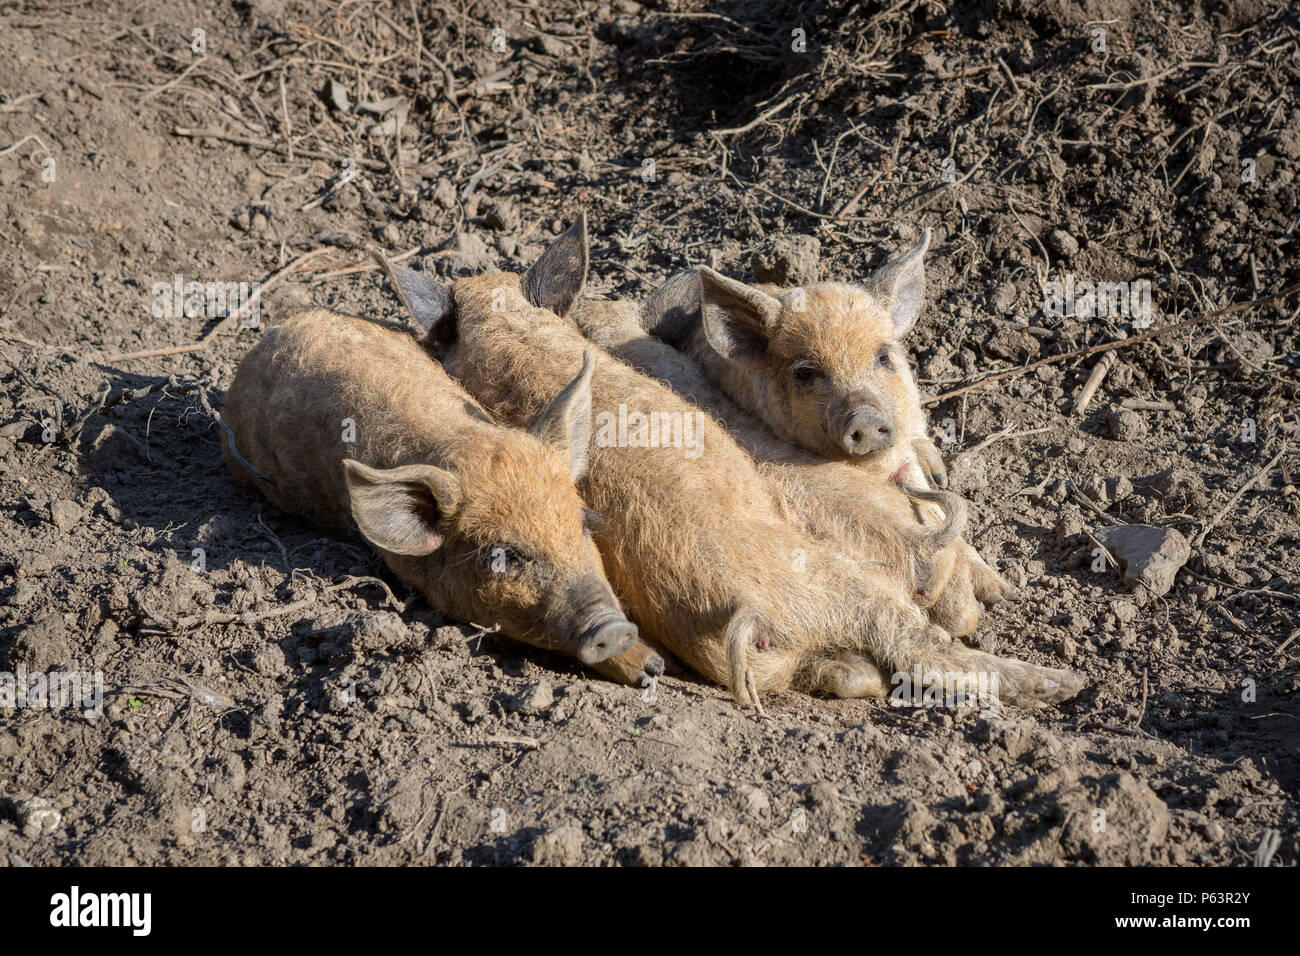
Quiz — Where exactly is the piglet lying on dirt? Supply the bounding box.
[221,308,661,686]
[568,294,978,637]
[378,215,1083,711]
[639,231,1015,628]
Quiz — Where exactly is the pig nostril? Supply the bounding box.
[577,617,637,664]
[849,430,864,444]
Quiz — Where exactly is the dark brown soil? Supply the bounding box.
[0,0,1296,866]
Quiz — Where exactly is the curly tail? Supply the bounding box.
[724,607,767,714]
[900,484,967,554]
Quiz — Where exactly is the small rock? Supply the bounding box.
[256,695,283,733]
[435,231,495,276]
[323,183,361,213]
[326,79,351,113]
[251,644,287,677]
[18,797,62,837]
[994,283,1020,313]
[665,837,713,867]
[531,823,584,865]
[1095,525,1191,597]
[1054,510,1083,541]
[506,680,553,716]
[7,612,72,671]
[349,611,410,653]
[1212,330,1274,370]
[48,499,82,533]
[95,496,123,523]
[1082,473,1110,504]
[751,234,820,286]
[528,33,569,58]
[431,178,457,209]
[1113,601,1139,624]
[1107,409,1147,441]
[737,784,770,815]
[948,453,988,493]
[1047,229,1079,260]
[985,324,1040,363]
[484,200,520,233]
[1148,466,1205,510]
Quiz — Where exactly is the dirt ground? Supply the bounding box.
[0,0,1297,867]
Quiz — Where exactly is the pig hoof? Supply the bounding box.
[912,438,948,490]
[745,669,767,716]
[969,560,1017,607]
[644,653,665,677]
[1009,666,1085,708]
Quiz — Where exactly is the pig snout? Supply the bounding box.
[562,573,638,664]
[577,614,639,664]
[841,405,895,456]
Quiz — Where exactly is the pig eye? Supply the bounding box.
[876,347,893,370]
[791,364,820,387]
[486,544,528,574]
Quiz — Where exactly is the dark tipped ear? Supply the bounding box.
[640,269,703,349]
[869,228,930,339]
[369,248,456,345]
[342,460,461,556]
[697,267,781,370]
[522,213,589,317]
[532,349,594,480]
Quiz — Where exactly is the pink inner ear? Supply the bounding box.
[423,531,444,553]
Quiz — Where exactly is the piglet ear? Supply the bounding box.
[868,228,930,339]
[697,267,781,369]
[532,349,595,481]
[640,269,703,349]
[369,248,456,345]
[342,460,461,556]
[523,212,589,317]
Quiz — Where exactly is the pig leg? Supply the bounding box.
[892,517,987,641]
[960,541,1017,605]
[591,638,666,688]
[914,535,959,606]
[954,646,1084,709]
[924,559,981,641]
[911,437,948,489]
[911,642,1085,710]
[901,484,1016,637]
[799,653,889,698]
[846,577,1083,709]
